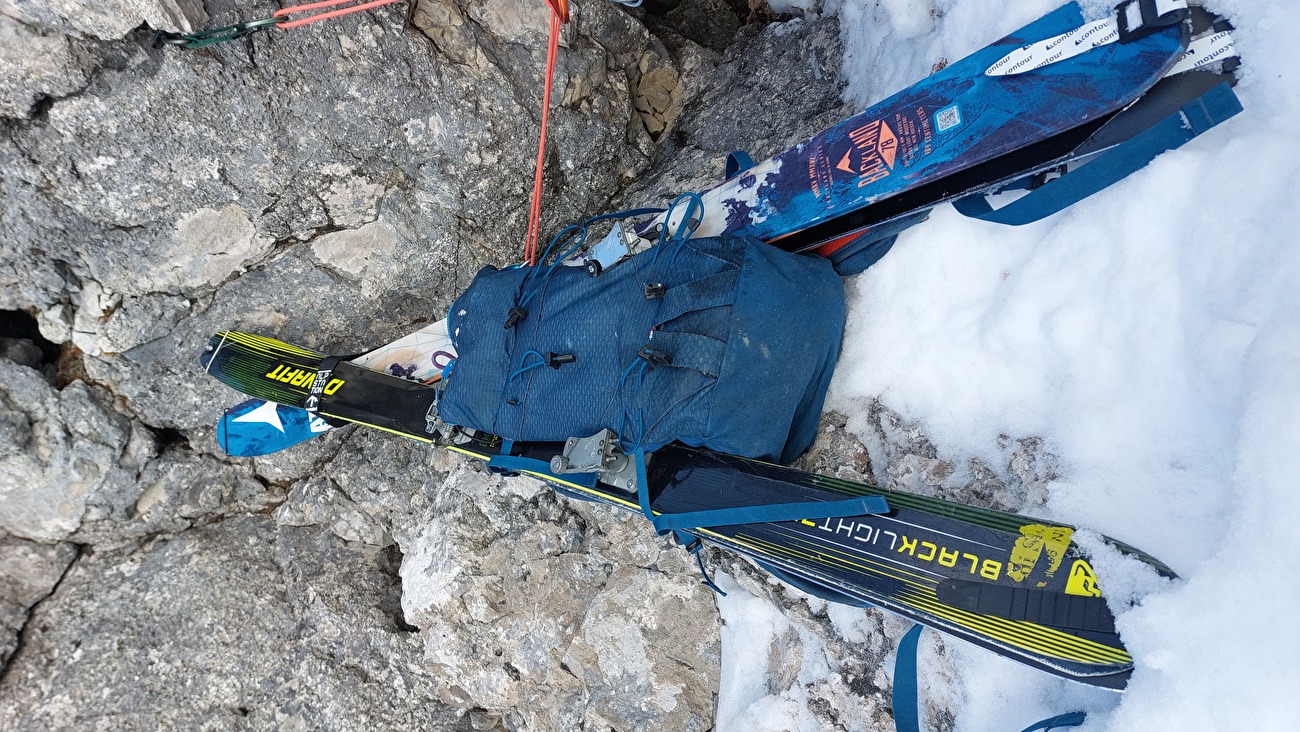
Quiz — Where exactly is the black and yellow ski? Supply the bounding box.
[202,333,1171,689]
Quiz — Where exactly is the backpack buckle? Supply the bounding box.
[503,305,528,329]
[637,346,671,368]
[544,352,576,369]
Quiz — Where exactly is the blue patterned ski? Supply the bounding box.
[635,1,1192,258]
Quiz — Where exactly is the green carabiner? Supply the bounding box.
[154,17,280,49]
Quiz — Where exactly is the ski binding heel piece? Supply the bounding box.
[582,221,642,277]
[423,401,457,443]
[550,429,637,492]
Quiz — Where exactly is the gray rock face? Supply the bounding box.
[3,0,204,40]
[0,15,86,119]
[0,358,133,542]
[0,516,470,730]
[0,0,207,120]
[0,1,1051,729]
[397,455,718,731]
[0,537,77,668]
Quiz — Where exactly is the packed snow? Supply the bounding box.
[716,0,1300,730]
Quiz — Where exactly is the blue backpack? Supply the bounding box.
[439,228,845,465]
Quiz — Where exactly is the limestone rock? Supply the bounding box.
[616,4,849,215]
[0,360,131,542]
[0,516,467,730]
[398,460,719,731]
[40,0,206,40]
[0,537,77,668]
[0,16,86,119]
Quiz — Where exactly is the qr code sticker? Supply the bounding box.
[936,105,961,132]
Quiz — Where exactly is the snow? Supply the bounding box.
[717,0,1300,730]
[715,574,824,731]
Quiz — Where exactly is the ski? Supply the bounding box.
[201,320,452,405]
[201,335,449,442]
[452,435,1164,689]
[609,1,1232,267]
[203,320,457,455]
[200,333,1168,687]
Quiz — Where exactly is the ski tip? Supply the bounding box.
[215,404,242,457]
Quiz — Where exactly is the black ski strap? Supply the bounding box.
[1116,0,1190,44]
[631,448,890,537]
[952,80,1241,226]
[304,354,355,412]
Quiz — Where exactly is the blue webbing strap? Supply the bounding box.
[651,494,890,533]
[892,625,924,732]
[487,454,599,490]
[953,81,1242,226]
[892,624,1087,732]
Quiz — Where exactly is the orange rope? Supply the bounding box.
[546,0,570,24]
[525,9,564,266]
[273,0,403,29]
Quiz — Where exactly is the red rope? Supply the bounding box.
[545,0,570,24]
[525,10,563,266]
[273,0,404,29]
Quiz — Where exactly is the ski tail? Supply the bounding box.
[203,334,451,453]
[204,319,458,456]
[201,330,326,408]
